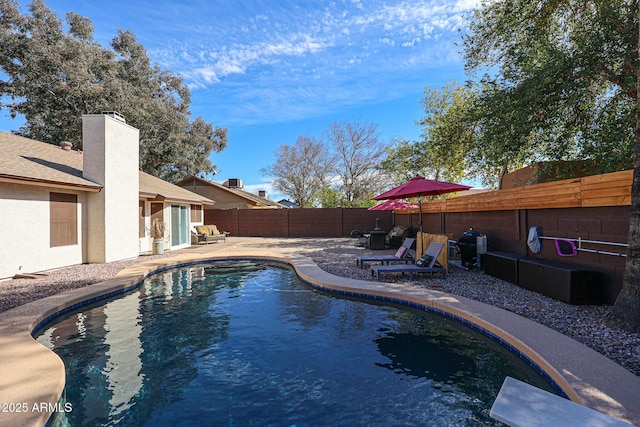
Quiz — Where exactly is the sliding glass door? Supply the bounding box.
[171,205,189,246]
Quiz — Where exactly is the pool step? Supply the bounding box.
[490,377,633,427]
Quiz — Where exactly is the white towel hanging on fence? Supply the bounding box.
[527,226,542,254]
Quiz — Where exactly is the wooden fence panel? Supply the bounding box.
[394,170,632,215]
[581,170,632,207]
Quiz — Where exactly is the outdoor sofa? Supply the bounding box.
[195,225,229,244]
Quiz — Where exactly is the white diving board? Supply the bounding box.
[490,377,634,427]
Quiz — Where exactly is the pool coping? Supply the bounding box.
[1,249,639,426]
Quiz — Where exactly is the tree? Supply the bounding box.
[382,84,488,186]
[261,135,336,208]
[324,120,387,207]
[464,0,635,183]
[380,137,427,185]
[464,0,640,328]
[316,185,344,208]
[613,1,640,329]
[0,0,227,182]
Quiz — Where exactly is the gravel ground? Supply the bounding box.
[0,253,176,313]
[1,239,639,377]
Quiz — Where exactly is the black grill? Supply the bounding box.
[457,229,483,268]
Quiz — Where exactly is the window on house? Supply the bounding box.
[139,201,146,238]
[151,202,163,224]
[190,204,202,222]
[50,192,78,247]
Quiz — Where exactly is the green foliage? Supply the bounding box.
[317,186,344,208]
[381,83,478,185]
[462,0,636,186]
[0,0,227,182]
[380,137,425,185]
[386,1,636,191]
[463,0,640,327]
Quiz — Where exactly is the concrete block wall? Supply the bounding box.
[411,206,628,304]
[205,204,628,302]
[204,208,392,238]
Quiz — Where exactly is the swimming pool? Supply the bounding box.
[36,261,557,426]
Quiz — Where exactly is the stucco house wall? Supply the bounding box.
[0,183,87,279]
[196,186,253,209]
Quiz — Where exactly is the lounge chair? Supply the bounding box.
[196,225,229,244]
[356,238,416,268]
[370,241,446,281]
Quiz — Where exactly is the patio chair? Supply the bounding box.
[385,226,409,248]
[356,238,416,268]
[370,241,446,281]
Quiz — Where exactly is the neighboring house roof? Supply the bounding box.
[176,175,286,209]
[0,131,214,205]
[277,199,299,208]
[139,172,214,205]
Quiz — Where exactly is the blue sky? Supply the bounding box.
[2,0,479,200]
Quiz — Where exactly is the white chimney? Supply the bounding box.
[82,113,139,263]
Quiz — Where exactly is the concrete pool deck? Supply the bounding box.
[0,237,639,426]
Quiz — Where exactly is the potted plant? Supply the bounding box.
[151,218,165,254]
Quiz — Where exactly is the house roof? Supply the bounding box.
[0,131,214,205]
[0,131,102,191]
[175,175,286,208]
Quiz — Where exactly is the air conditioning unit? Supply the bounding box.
[226,178,243,188]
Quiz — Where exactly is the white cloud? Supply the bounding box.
[151,1,471,124]
[175,33,332,89]
[454,0,484,10]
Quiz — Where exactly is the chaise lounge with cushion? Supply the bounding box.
[370,241,446,281]
[196,225,229,244]
[356,238,415,268]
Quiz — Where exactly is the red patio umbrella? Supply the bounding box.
[368,199,418,211]
[373,176,471,232]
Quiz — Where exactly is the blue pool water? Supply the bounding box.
[36,261,557,426]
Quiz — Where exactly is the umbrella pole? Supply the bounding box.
[418,196,423,233]
[417,197,423,257]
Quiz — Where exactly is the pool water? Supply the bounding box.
[36,261,557,426]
